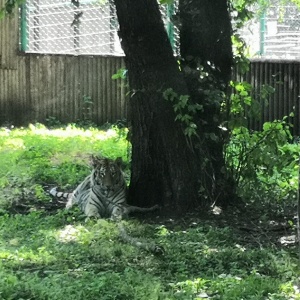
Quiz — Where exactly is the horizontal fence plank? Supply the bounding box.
[0,55,299,135]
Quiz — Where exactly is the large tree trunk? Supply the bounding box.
[114,0,201,211]
[114,0,235,211]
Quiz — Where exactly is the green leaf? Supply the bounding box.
[112,68,127,80]
[175,114,182,121]
[0,9,5,19]
[159,0,174,4]
[209,133,219,142]
[262,122,271,131]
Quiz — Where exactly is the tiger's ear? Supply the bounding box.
[90,155,102,167]
[115,157,123,168]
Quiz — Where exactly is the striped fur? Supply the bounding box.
[50,156,158,220]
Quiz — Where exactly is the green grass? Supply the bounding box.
[0,123,129,210]
[0,123,300,299]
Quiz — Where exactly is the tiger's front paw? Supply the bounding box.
[65,199,73,209]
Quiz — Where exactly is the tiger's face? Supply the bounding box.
[91,156,123,194]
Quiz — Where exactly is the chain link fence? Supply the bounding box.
[21,0,121,55]
[263,3,300,58]
[22,0,300,59]
[239,1,300,59]
[20,0,179,55]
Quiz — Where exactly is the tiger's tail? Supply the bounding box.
[49,187,72,199]
[49,187,75,209]
[117,222,164,255]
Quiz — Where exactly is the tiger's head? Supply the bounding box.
[90,156,125,194]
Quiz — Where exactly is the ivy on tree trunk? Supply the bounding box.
[179,0,235,207]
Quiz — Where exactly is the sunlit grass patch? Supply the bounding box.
[0,124,130,210]
[56,224,87,243]
[0,246,55,266]
[168,273,299,300]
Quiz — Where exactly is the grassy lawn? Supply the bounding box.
[0,124,299,300]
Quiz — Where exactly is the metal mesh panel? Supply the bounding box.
[160,1,180,56]
[263,3,300,58]
[21,0,179,56]
[20,0,300,59]
[22,0,122,55]
[239,1,300,59]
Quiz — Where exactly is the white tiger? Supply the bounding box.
[50,156,162,253]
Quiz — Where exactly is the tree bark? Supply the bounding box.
[114,0,204,211]
[180,0,233,83]
[114,0,236,211]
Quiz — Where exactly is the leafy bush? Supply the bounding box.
[225,119,299,208]
[224,80,299,210]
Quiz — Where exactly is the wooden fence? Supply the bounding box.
[0,54,127,126]
[1,4,300,133]
[235,59,300,135]
[1,55,300,134]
